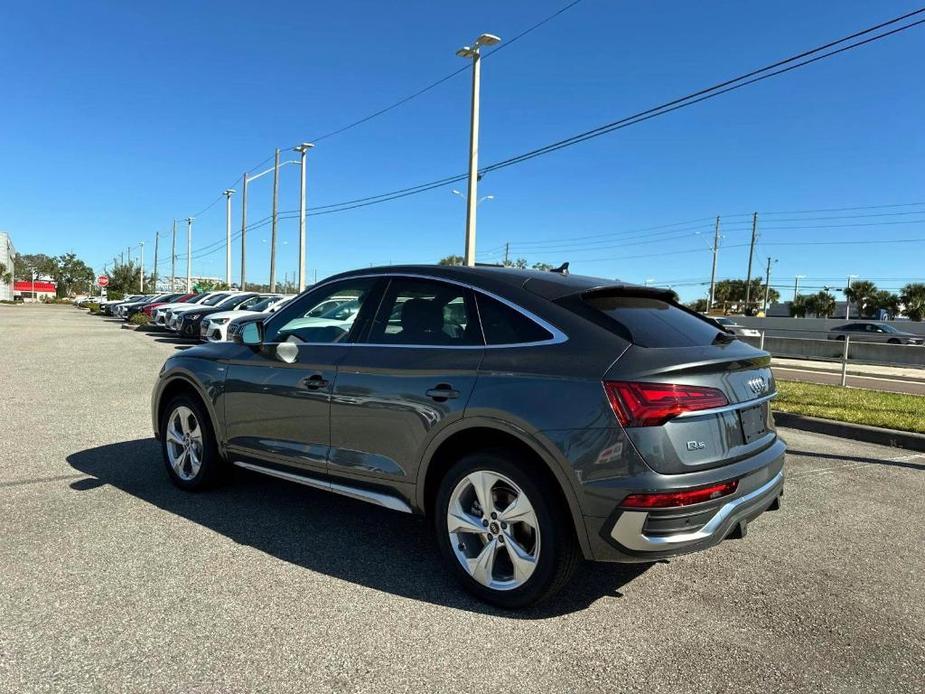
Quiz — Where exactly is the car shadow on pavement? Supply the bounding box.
[787,449,924,470]
[66,439,651,618]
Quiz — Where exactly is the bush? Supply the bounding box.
[87,303,101,314]
[42,297,73,304]
[129,312,150,326]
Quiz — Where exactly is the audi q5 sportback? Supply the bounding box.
[151,266,785,607]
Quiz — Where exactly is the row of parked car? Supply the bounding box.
[89,290,298,341]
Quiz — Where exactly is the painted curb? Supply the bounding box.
[774,412,925,452]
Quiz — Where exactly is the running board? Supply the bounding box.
[232,461,412,514]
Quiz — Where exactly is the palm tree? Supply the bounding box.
[790,294,808,318]
[845,279,878,318]
[900,283,925,321]
[805,290,836,318]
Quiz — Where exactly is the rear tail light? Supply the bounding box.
[621,480,739,508]
[604,381,728,427]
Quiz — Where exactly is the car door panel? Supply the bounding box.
[223,345,341,474]
[330,349,482,481]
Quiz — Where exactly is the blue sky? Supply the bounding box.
[1,0,923,301]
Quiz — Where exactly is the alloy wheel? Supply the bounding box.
[164,405,204,481]
[446,470,540,591]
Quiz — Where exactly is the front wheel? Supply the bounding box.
[160,395,222,490]
[434,451,580,608]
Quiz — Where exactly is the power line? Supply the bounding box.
[274,9,925,222]
[304,0,587,144]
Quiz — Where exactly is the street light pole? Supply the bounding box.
[269,148,280,292]
[186,217,194,292]
[170,220,177,292]
[793,274,805,302]
[223,189,235,288]
[293,143,314,292]
[139,241,144,292]
[457,33,501,267]
[153,232,159,291]
[744,212,758,312]
[240,172,248,291]
[845,273,858,319]
[708,216,721,312]
[762,257,777,314]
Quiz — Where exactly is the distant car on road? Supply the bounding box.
[713,316,761,338]
[827,322,923,345]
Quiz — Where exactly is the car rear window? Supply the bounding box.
[582,295,723,347]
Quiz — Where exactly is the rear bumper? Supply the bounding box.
[583,442,785,562]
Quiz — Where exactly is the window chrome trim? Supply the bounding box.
[673,392,777,419]
[262,271,568,349]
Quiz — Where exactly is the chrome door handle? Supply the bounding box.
[426,384,459,402]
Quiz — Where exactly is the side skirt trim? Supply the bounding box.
[232,460,413,514]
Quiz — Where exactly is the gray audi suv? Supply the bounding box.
[151,265,785,607]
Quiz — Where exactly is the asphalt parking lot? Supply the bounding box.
[2,304,923,693]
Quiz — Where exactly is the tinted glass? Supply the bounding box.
[583,295,721,347]
[266,279,378,344]
[367,278,480,346]
[202,293,230,306]
[476,294,553,345]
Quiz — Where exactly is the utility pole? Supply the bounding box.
[139,241,144,292]
[170,220,177,292]
[708,216,721,312]
[762,257,777,314]
[269,148,280,292]
[185,217,193,292]
[503,242,510,266]
[845,274,858,320]
[223,189,235,288]
[294,143,313,292]
[457,33,501,267]
[153,232,159,292]
[127,246,132,266]
[744,212,758,313]
[240,172,248,291]
[120,251,124,266]
[793,275,805,302]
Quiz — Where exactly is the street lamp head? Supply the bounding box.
[224,189,236,196]
[476,33,501,47]
[293,143,314,153]
[452,189,463,196]
[456,46,474,58]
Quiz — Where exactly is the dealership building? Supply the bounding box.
[0,231,15,301]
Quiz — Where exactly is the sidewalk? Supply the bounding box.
[772,357,925,383]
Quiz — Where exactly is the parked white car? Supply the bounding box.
[156,292,229,327]
[165,292,238,331]
[202,295,292,342]
[713,316,761,338]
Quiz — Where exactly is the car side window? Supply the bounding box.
[476,293,554,345]
[264,278,379,344]
[365,278,481,346]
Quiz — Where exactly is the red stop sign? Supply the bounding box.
[97,276,109,287]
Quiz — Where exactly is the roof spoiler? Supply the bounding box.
[581,284,679,302]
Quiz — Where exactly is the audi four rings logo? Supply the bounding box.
[747,376,769,395]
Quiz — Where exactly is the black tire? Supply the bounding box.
[888,338,900,344]
[433,450,580,609]
[159,394,223,491]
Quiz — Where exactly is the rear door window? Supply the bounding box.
[366,278,481,346]
[582,295,722,347]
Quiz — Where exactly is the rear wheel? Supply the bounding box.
[160,395,222,490]
[434,451,579,608]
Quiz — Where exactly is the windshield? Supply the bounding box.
[714,317,733,326]
[248,296,282,312]
[879,324,900,334]
[203,293,230,306]
[215,294,251,309]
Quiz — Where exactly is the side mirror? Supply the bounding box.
[240,321,263,346]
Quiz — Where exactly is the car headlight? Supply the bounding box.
[212,317,229,325]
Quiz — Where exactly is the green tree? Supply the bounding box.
[687,298,709,313]
[868,290,900,319]
[900,283,925,321]
[193,279,230,292]
[790,294,808,318]
[531,262,554,271]
[13,253,57,282]
[53,252,95,297]
[804,290,836,318]
[438,255,464,266]
[0,262,11,285]
[845,279,879,318]
[713,278,779,314]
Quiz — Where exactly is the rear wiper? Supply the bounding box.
[712,330,737,344]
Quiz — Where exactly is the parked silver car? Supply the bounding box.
[827,322,924,345]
